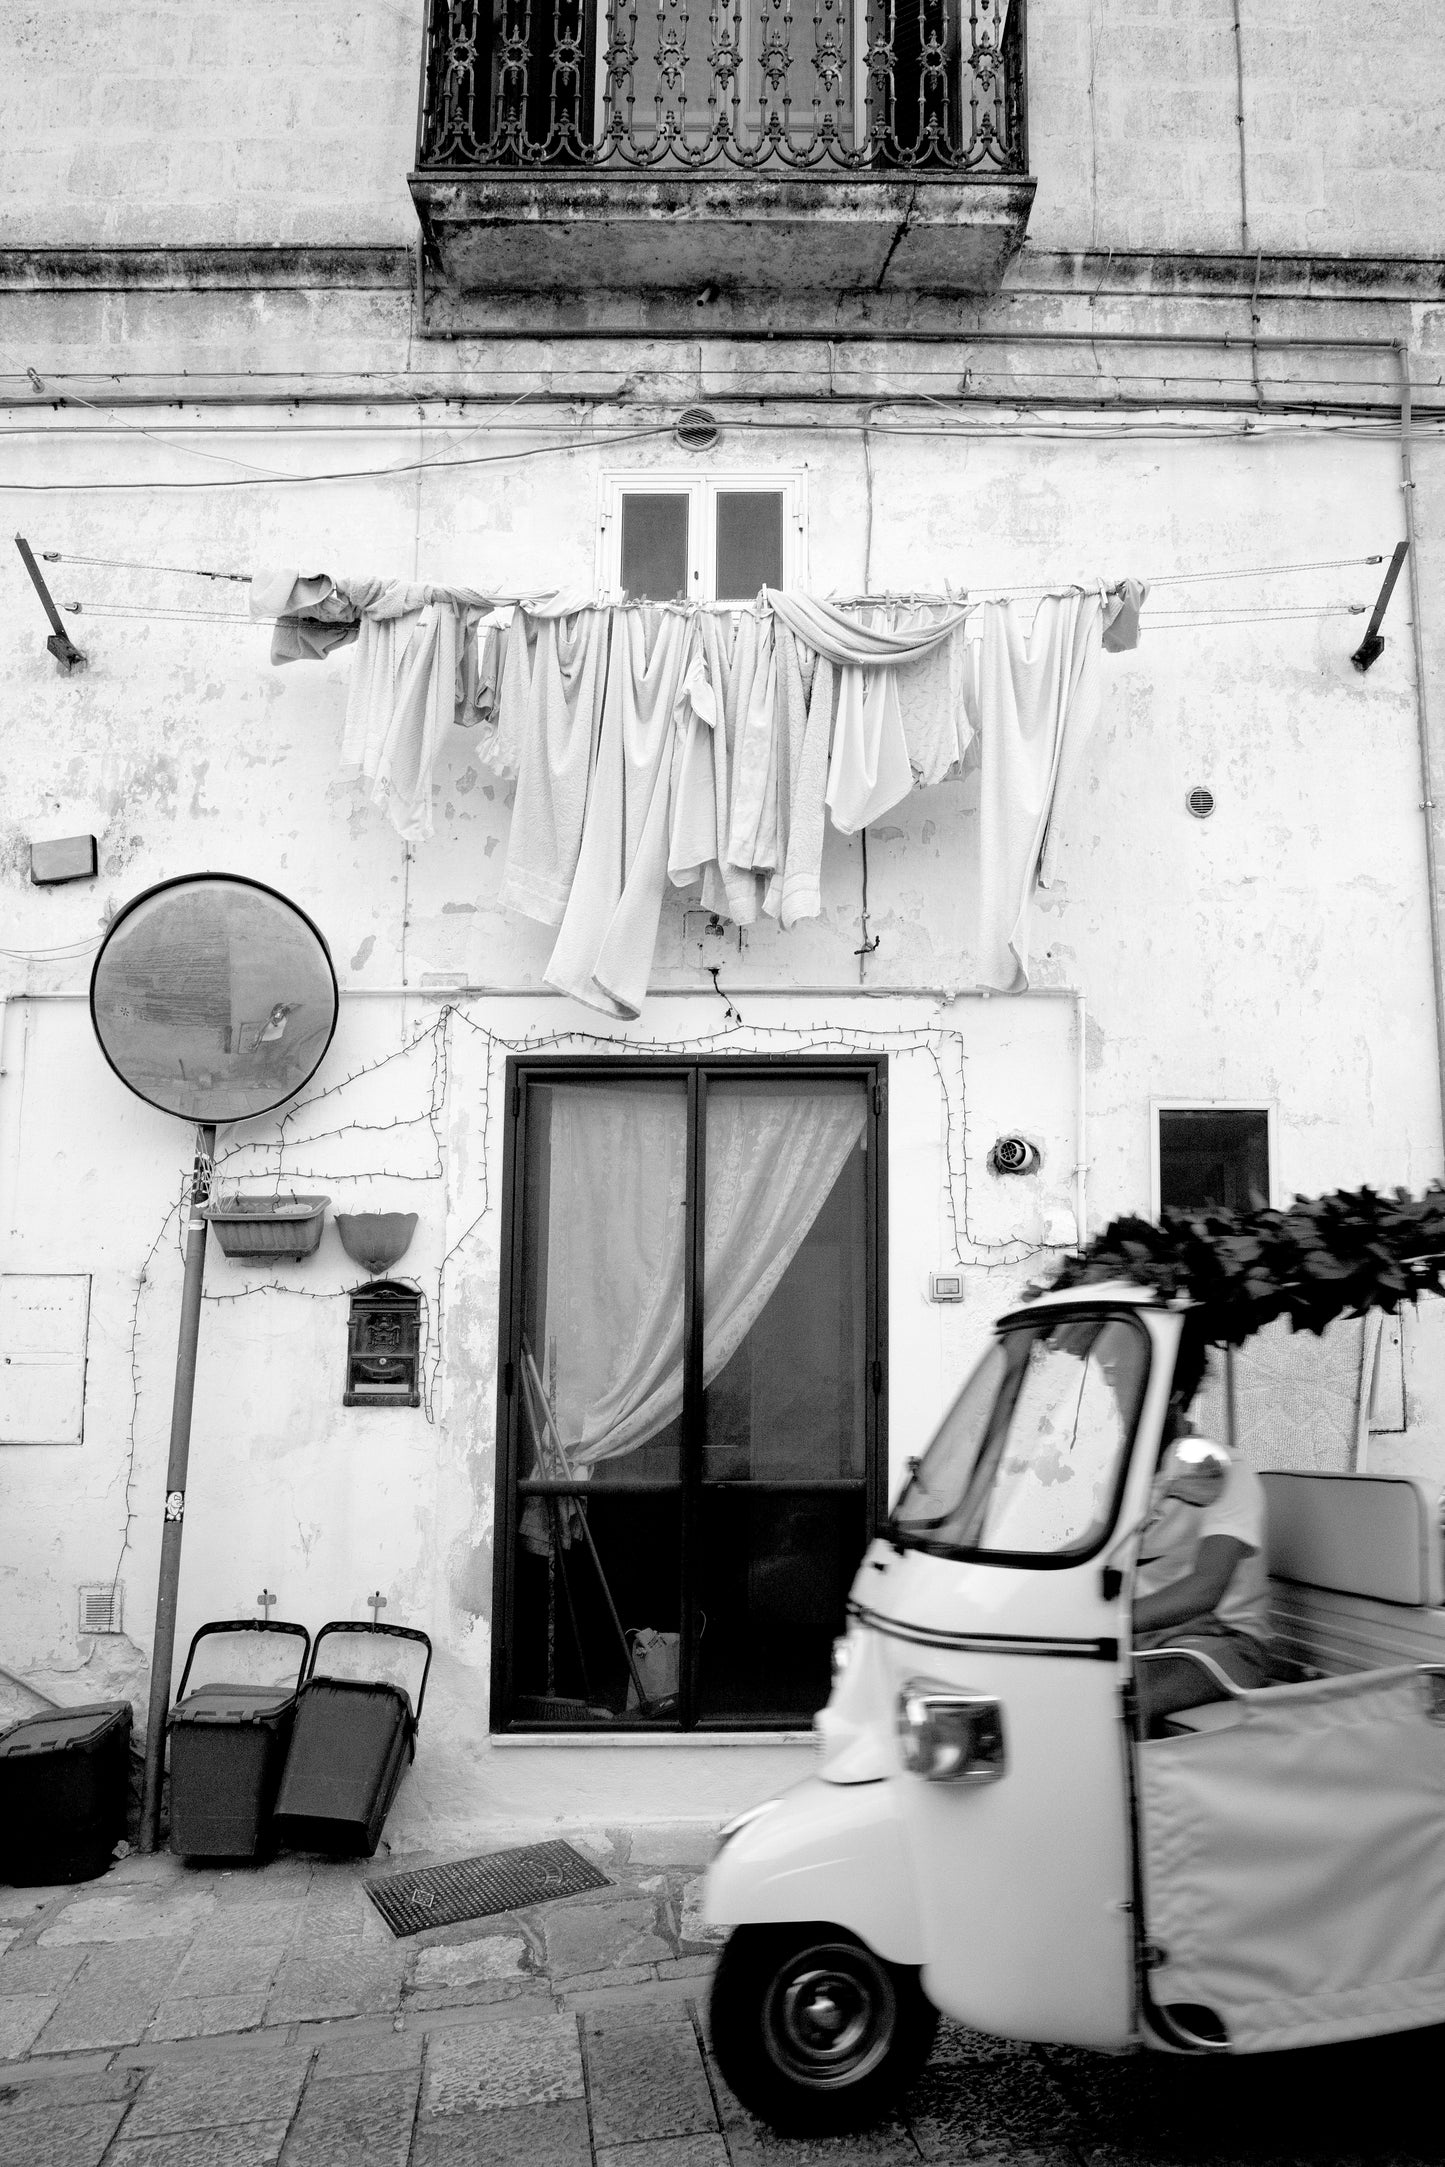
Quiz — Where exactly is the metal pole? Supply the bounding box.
[138,1124,215,1853]
[1397,343,1445,1171]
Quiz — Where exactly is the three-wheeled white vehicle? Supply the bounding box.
[704,1281,1445,2128]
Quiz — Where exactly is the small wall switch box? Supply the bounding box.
[30,835,98,885]
[928,1270,965,1303]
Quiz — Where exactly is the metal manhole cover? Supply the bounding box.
[366,1838,610,1937]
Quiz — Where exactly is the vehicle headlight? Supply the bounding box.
[896,1679,1007,1784]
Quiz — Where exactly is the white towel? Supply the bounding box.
[546,608,695,1019]
[498,609,610,926]
[976,590,1104,990]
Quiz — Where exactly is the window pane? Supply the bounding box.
[714,491,784,599]
[511,1079,687,1726]
[519,1080,687,1485]
[696,1491,865,1720]
[511,1493,682,1723]
[1158,1109,1270,1213]
[620,493,690,599]
[702,1078,868,1482]
[891,1317,1150,1561]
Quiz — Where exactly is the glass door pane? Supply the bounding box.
[511,1077,688,1723]
[697,1075,870,1719]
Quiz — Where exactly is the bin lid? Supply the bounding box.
[0,1702,132,1758]
[169,1685,297,1726]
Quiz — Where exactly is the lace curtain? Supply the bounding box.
[532,1081,866,1471]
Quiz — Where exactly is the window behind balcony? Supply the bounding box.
[601,473,804,599]
[420,0,1023,170]
[492,1057,886,1729]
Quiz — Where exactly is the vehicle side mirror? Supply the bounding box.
[1160,1435,1231,1508]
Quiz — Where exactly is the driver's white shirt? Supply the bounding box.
[1134,1454,1272,1643]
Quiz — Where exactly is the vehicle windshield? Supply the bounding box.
[890,1313,1150,1562]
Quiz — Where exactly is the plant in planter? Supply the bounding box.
[202,1191,331,1263]
[1043,1184,1445,1397]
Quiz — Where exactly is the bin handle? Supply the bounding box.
[175,1618,311,1705]
[306,1620,433,1728]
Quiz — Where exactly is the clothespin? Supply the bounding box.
[256,1589,276,1622]
[368,1589,388,1626]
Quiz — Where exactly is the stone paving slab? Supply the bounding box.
[263,1947,410,2025]
[147,1989,273,2041]
[411,2098,593,2167]
[38,1890,218,1946]
[583,2007,719,2148]
[121,2046,311,2134]
[542,1900,671,1981]
[422,2012,587,2115]
[0,1944,89,1994]
[106,2121,294,2167]
[596,2139,732,2167]
[33,1940,193,2052]
[0,2096,130,2167]
[0,1992,59,2060]
[276,2065,421,2167]
[166,1938,291,2000]
[309,2025,425,2080]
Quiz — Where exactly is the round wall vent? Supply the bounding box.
[989,1137,1041,1176]
[674,406,719,452]
[1186,786,1216,819]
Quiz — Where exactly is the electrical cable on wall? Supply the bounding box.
[109,1001,1070,1585]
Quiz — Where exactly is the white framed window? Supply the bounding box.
[597,472,807,603]
[1149,1101,1278,1218]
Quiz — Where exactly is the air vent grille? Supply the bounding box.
[674,406,719,452]
[79,1583,124,1635]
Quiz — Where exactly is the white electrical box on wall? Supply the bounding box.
[928,1270,965,1303]
[0,1274,91,1444]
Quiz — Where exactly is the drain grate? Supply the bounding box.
[366,1838,611,1937]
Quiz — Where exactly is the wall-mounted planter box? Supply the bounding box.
[203,1195,330,1263]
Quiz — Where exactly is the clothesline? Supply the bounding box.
[246,567,1152,1016]
[41,545,1388,594]
[57,596,1369,633]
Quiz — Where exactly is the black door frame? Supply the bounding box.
[490,1052,889,1731]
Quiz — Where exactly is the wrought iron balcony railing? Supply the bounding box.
[416,0,1026,175]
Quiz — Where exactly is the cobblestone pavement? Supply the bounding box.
[2,1839,1443,2165]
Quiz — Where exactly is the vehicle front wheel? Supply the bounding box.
[709,1924,938,2133]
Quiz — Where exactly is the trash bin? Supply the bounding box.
[271,1621,431,1858]
[167,1619,311,1859]
[0,1701,133,1884]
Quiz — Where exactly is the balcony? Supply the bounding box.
[409,0,1035,306]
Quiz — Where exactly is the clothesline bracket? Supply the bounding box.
[15,533,87,675]
[1350,540,1410,672]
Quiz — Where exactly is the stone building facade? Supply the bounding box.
[3,0,1445,1842]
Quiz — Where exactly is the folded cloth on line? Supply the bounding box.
[250,569,496,667]
[765,590,970,834]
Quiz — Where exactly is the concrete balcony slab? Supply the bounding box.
[409,171,1037,304]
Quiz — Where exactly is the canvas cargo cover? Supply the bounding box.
[1141,1667,1445,2052]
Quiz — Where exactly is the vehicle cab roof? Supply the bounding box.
[996,1278,1177,1328]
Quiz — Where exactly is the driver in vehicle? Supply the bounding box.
[1132,1405,1275,1732]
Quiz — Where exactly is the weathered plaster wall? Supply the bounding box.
[3,405,1444,1831]
[6,1,1445,260]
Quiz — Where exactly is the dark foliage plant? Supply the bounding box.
[1043,1187,1445,1385]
